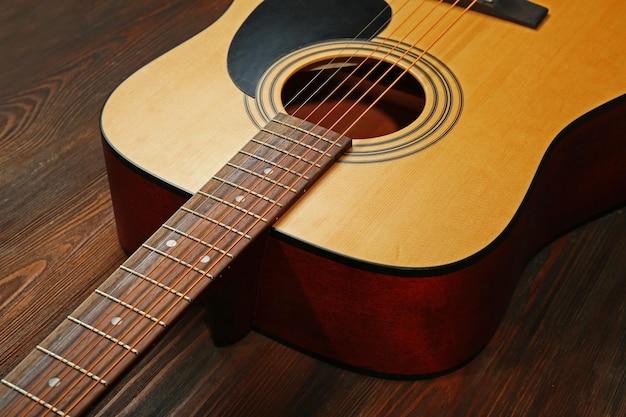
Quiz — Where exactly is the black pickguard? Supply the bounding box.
[227,0,391,97]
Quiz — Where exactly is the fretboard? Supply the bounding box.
[0,113,351,417]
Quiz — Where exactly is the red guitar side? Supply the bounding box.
[100,0,626,376]
[103,95,626,376]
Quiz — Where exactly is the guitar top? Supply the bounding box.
[101,0,626,269]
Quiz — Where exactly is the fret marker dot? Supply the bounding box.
[201,255,211,263]
[263,167,273,175]
[235,195,245,203]
[48,377,61,388]
[111,316,122,326]
[166,239,177,248]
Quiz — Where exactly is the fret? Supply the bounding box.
[225,161,297,193]
[0,336,112,416]
[210,174,288,202]
[204,170,292,226]
[0,379,67,416]
[78,288,173,358]
[196,190,268,222]
[145,221,252,289]
[272,119,346,149]
[239,139,319,183]
[274,113,351,155]
[110,260,200,322]
[121,229,217,304]
[119,264,192,301]
[260,115,348,162]
[212,164,297,213]
[180,206,253,239]
[0,114,351,416]
[71,285,173,350]
[192,174,279,217]
[260,127,334,159]
[161,224,233,259]
[94,289,167,328]
[196,176,286,229]
[48,297,146,378]
[249,138,322,168]
[141,243,210,277]
[193,177,285,224]
[36,345,107,386]
[66,316,139,355]
[237,149,310,181]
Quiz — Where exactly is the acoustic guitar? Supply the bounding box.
[1,0,625,415]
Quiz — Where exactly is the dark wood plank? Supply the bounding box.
[0,1,624,416]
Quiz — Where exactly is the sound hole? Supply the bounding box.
[282,57,425,139]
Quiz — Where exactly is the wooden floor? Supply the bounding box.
[1,1,624,416]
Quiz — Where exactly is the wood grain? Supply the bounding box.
[100,0,626,268]
[0,1,624,416]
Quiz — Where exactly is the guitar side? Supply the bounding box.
[104,96,626,375]
[101,0,626,375]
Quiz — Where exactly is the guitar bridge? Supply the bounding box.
[443,0,548,28]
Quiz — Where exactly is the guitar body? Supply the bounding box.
[101,0,626,376]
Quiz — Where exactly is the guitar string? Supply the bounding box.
[282,0,439,122]
[10,10,405,413]
[323,0,476,138]
[8,1,474,415]
[7,4,421,409]
[58,0,476,412]
[14,2,470,412]
[11,0,464,412]
[20,1,433,401]
[281,0,422,111]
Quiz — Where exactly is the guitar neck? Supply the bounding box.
[0,114,351,416]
